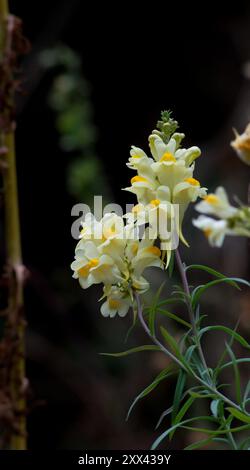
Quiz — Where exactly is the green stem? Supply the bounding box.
[0,0,26,450]
[135,293,245,414]
[175,248,211,382]
[224,418,238,450]
[135,292,188,372]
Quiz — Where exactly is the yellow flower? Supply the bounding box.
[100,286,131,318]
[193,216,228,247]
[72,214,164,316]
[195,187,237,219]
[231,123,250,165]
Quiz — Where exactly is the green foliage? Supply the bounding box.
[148,282,166,337]
[227,408,250,424]
[96,113,250,450]
[102,259,250,450]
[199,326,250,350]
[100,345,161,357]
[156,309,191,329]
[126,365,176,421]
[191,277,250,309]
[171,370,187,427]
[155,110,179,144]
[40,45,109,206]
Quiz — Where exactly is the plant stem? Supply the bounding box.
[135,292,188,372]
[4,135,26,451]
[224,418,238,450]
[0,0,7,19]
[0,0,26,450]
[175,248,211,381]
[135,292,244,413]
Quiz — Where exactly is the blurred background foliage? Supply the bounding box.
[40,45,110,206]
[3,0,250,449]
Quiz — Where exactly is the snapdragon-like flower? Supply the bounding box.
[193,216,229,247]
[71,213,163,317]
[193,186,250,246]
[123,123,207,248]
[231,123,250,166]
[195,187,237,219]
[71,112,214,318]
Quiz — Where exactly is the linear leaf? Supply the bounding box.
[226,407,250,424]
[171,370,186,425]
[155,406,174,430]
[168,251,175,278]
[182,423,250,434]
[225,343,242,404]
[240,436,250,450]
[156,297,185,308]
[126,365,175,420]
[191,277,250,309]
[100,345,161,357]
[151,416,217,450]
[220,358,250,372]
[170,396,195,439]
[186,264,239,288]
[213,317,241,380]
[199,325,250,350]
[160,326,191,372]
[243,380,250,409]
[189,390,217,399]
[157,308,191,328]
[184,436,215,450]
[148,281,166,336]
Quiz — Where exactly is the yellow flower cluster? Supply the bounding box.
[123,129,207,251]
[71,117,207,318]
[193,187,250,246]
[71,213,163,317]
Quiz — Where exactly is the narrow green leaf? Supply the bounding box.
[124,306,137,343]
[225,343,242,404]
[243,380,250,409]
[214,317,241,380]
[170,396,195,439]
[160,326,180,356]
[151,416,217,450]
[189,390,217,399]
[148,307,156,337]
[148,282,166,336]
[182,422,250,434]
[240,436,250,450]
[157,308,191,328]
[186,264,239,288]
[171,370,186,425]
[126,365,175,420]
[174,396,195,424]
[156,297,185,308]
[100,345,161,357]
[184,416,228,450]
[168,251,175,278]
[155,406,173,430]
[220,358,250,372]
[226,407,250,424]
[160,327,193,373]
[191,277,250,309]
[213,437,230,445]
[199,325,250,350]
[195,314,208,328]
[185,345,197,362]
[184,436,215,450]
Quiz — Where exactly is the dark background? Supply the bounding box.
[5,0,250,449]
